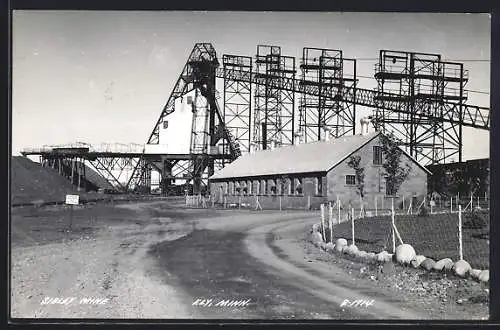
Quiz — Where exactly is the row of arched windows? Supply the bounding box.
[221,177,305,196]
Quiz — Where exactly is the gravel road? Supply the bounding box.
[10,200,488,319]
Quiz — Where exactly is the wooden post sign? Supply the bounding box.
[65,194,80,205]
[65,194,79,231]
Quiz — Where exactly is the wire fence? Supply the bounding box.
[317,194,489,269]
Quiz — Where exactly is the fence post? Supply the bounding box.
[329,202,333,243]
[338,197,341,224]
[307,195,311,210]
[279,196,282,211]
[477,196,480,208]
[375,195,378,216]
[391,197,396,253]
[351,207,355,246]
[458,205,463,260]
[255,195,262,211]
[320,204,326,241]
[402,195,405,211]
[450,196,453,213]
[239,196,241,210]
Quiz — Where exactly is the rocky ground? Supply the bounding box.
[300,237,489,320]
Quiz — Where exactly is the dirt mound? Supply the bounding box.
[10,156,89,205]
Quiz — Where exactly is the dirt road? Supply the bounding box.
[10,200,482,319]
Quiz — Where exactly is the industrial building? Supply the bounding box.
[21,43,489,197]
[209,122,431,210]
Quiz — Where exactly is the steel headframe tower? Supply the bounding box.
[298,47,357,142]
[374,50,468,165]
[253,45,296,150]
[145,43,239,195]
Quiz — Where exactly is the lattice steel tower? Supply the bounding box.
[253,45,296,150]
[374,50,468,165]
[298,47,357,142]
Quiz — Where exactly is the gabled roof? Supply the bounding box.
[210,132,383,180]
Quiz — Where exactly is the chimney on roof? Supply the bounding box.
[294,131,304,145]
[360,117,371,136]
[270,139,277,150]
[249,142,255,154]
[323,126,331,141]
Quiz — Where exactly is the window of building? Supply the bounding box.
[279,178,286,195]
[238,181,246,195]
[373,146,383,165]
[247,180,252,195]
[270,179,277,195]
[316,176,323,195]
[346,175,356,185]
[386,182,392,196]
[224,183,228,194]
[235,181,241,195]
[255,180,260,195]
[229,182,234,195]
[295,178,303,195]
[287,178,292,195]
[261,180,267,195]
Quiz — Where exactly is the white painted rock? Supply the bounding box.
[479,270,489,283]
[366,252,376,261]
[312,223,321,233]
[433,258,454,271]
[357,250,368,260]
[420,258,436,271]
[334,244,343,253]
[470,269,482,280]
[410,255,427,268]
[444,260,455,272]
[346,244,359,256]
[311,232,323,245]
[453,260,471,277]
[325,242,335,253]
[395,244,416,264]
[376,251,391,263]
[336,238,348,248]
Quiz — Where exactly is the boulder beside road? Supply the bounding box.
[433,258,454,272]
[395,244,416,265]
[420,258,436,271]
[453,260,471,277]
[410,255,426,268]
[311,232,323,245]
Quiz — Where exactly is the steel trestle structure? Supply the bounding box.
[21,43,490,195]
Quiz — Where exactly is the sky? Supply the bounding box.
[12,11,491,160]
